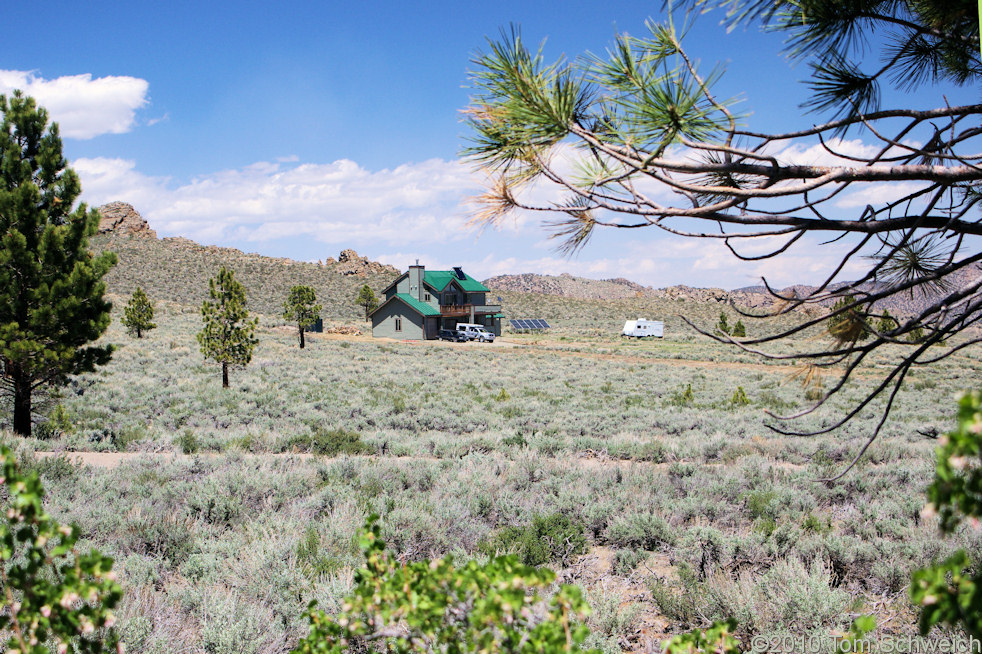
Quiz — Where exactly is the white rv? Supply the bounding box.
[622,318,663,338]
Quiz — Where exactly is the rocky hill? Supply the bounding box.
[93,202,977,328]
[484,273,774,311]
[93,203,400,322]
[733,262,982,318]
[483,273,654,300]
[487,266,982,319]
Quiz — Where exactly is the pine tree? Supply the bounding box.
[828,295,872,344]
[356,284,379,322]
[283,285,321,349]
[878,310,897,334]
[716,312,730,335]
[732,320,746,338]
[197,267,258,388]
[121,287,156,338]
[0,93,116,437]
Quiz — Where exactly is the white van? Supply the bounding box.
[456,323,495,342]
[622,318,664,338]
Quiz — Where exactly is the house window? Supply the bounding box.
[395,318,402,332]
[424,293,431,302]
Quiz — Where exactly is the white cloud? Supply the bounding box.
[73,147,888,291]
[75,156,483,246]
[0,70,149,139]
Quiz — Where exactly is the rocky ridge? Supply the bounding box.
[97,202,156,239]
[325,249,400,277]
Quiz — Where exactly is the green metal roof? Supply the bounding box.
[391,293,441,317]
[423,270,489,293]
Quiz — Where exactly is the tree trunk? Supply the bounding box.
[222,362,229,388]
[137,327,143,338]
[299,327,305,349]
[12,370,32,437]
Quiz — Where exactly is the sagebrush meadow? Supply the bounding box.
[2,263,979,652]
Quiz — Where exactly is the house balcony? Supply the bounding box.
[439,304,502,318]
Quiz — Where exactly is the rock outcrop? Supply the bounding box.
[324,249,400,277]
[97,202,156,238]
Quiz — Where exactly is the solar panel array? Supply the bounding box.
[509,319,551,330]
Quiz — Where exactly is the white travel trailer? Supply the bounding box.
[622,318,664,338]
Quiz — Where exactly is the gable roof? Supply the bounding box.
[423,270,489,293]
[370,293,441,318]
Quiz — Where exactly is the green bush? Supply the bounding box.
[484,513,587,567]
[605,513,675,550]
[292,516,599,653]
[176,429,201,454]
[669,384,695,407]
[281,427,372,456]
[0,446,122,653]
[912,390,982,639]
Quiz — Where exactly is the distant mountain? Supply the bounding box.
[734,263,982,318]
[484,272,775,310]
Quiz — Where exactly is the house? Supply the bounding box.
[370,264,503,340]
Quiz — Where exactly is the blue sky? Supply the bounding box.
[2,1,970,289]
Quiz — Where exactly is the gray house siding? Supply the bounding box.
[371,301,425,339]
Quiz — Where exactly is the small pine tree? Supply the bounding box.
[827,295,871,344]
[732,320,746,337]
[121,287,156,338]
[197,267,258,388]
[283,285,321,349]
[877,310,897,334]
[716,312,730,335]
[356,284,379,322]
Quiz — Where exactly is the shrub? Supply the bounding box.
[484,513,587,567]
[605,513,674,550]
[912,390,982,639]
[0,446,122,653]
[612,549,645,575]
[281,426,372,456]
[176,429,201,454]
[730,386,749,406]
[669,384,695,407]
[292,516,598,653]
[502,432,528,447]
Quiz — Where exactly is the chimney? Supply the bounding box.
[408,262,424,301]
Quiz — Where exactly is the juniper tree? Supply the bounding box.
[283,284,321,349]
[464,0,981,475]
[0,92,116,437]
[197,267,258,388]
[356,284,379,322]
[121,287,156,338]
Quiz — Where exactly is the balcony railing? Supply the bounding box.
[439,304,502,317]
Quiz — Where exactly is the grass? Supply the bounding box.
[0,243,978,652]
